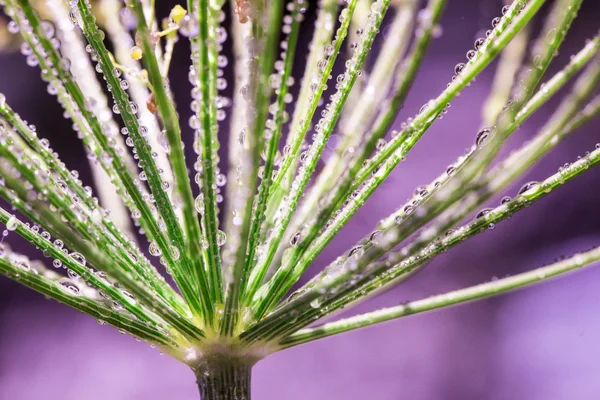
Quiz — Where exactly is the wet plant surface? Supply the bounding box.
[0,0,599,398]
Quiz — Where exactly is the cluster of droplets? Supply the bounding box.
[258,0,307,188]
[0,237,172,348]
[271,0,392,262]
[305,145,476,293]
[187,2,230,235]
[4,3,160,235]
[2,0,181,299]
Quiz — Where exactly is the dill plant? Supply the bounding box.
[0,0,599,398]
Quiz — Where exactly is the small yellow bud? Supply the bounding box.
[130,46,143,60]
[140,69,149,80]
[170,5,187,25]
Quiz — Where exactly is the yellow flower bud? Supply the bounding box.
[170,5,187,25]
[130,46,143,61]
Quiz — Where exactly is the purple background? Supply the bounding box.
[1,1,600,399]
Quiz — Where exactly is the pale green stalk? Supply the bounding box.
[245,0,365,317]
[280,245,600,348]
[0,251,179,349]
[189,0,224,307]
[244,139,600,342]
[75,0,213,323]
[243,34,600,340]
[46,0,134,236]
[261,0,339,268]
[99,0,177,216]
[0,108,206,340]
[251,0,541,322]
[230,0,284,307]
[220,0,304,335]
[220,0,268,272]
[294,0,418,230]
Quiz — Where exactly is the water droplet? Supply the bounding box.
[517,181,541,198]
[476,208,493,219]
[217,231,227,247]
[290,232,301,247]
[70,252,86,266]
[58,278,80,295]
[475,128,491,147]
[169,245,180,261]
[6,215,18,231]
[149,241,162,256]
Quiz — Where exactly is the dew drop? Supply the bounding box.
[6,215,18,231]
[475,128,491,147]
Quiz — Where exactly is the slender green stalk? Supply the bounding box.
[240,34,600,341]
[189,0,224,306]
[251,0,543,322]
[0,101,187,314]
[325,34,600,299]
[230,0,284,308]
[46,0,135,237]
[74,0,213,323]
[220,0,304,335]
[262,0,339,234]
[293,0,421,230]
[280,246,600,348]
[244,138,600,342]
[127,0,214,322]
[0,253,179,349]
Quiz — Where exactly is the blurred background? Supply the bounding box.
[1,0,600,399]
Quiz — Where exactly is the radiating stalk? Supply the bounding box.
[229,0,284,308]
[189,0,224,306]
[304,35,600,305]
[293,0,419,230]
[245,0,365,316]
[99,0,178,219]
[280,246,600,348]
[250,0,541,321]
[241,34,600,340]
[46,0,134,237]
[220,0,304,335]
[0,252,181,349]
[260,0,339,278]
[244,139,600,342]
[75,0,213,323]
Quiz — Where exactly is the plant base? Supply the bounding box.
[194,352,255,400]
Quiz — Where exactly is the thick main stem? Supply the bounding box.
[194,355,255,400]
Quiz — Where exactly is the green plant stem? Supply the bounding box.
[0,253,180,349]
[262,0,339,239]
[220,1,303,335]
[193,354,255,400]
[293,0,422,231]
[0,120,206,341]
[75,0,213,323]
[251,0,541,322]
[230,0,284,308]
[0,205,170,332]
[308,34,600,303]
[481,27,530,127]
[279,245,600,348]
[245,137,600,342]
[0,102,188,315]
[46,0,135,237]
[190,0,224,306]
[240,33,599,341]
[220,0,269,281]
[129,0,209,307]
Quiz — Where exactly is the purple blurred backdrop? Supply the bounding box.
[1,1,600,399]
